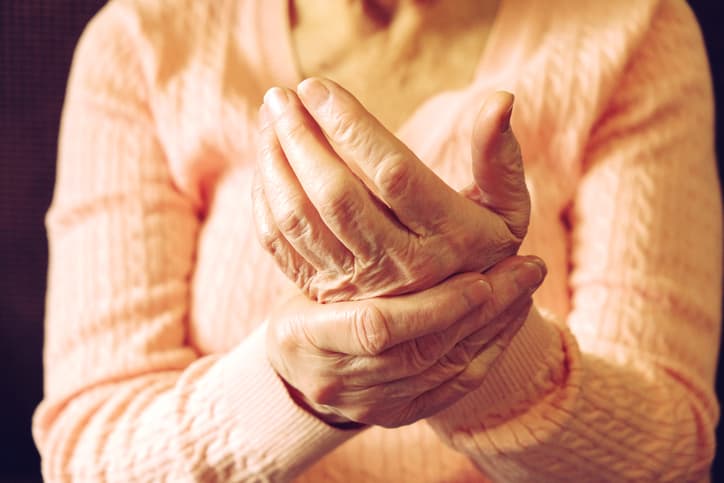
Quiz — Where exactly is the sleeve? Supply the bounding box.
[31,4,357,482]
[426,2,722,481]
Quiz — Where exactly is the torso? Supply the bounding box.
[159,0,580,479]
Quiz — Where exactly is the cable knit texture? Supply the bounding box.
[33,0,722,481]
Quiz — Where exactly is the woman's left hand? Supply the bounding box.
[253,78,530,302]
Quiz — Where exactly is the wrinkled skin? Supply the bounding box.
[255,78,541,426]
[252,78,530,303]
[266,256,545,428]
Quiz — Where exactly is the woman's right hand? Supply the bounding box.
[253,79,530,304]
[266,255,546,428]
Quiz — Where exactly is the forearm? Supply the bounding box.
[34,325,357,482]
[427,308,717,482]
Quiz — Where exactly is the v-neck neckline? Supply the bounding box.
[257,0,513,149]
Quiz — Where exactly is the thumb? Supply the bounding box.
[463,91,530,240]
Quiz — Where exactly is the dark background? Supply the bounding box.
[0,1,722,481]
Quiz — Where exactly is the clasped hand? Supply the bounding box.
[265,257,544,428]
[254,78,544,427]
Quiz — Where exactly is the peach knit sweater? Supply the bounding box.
[33,0,722,481]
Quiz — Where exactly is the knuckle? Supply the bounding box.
[375,154,413,199]
[353,302,392,356]
[407,334,444,370]
[317,182,360,223]
[450,375,481,395]
[306,379,340,406]
[276,205,312,241]
[438,345,472,374]
[331,111,368,152]
[281,114,312,145]
[457,367,487,392]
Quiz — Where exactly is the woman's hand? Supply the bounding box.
[253,78,530,303]
[266,255,545,428]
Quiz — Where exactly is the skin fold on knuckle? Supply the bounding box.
[353,302,392,356]
[276,201,314,242]
[448,357,493,394]
[374,153,414,200]
[444,340,476,369]
[407,333,446,372]
[425,353,468,387]
[316,180,363,228]
[278,110,315,148]
[330,110,372,155]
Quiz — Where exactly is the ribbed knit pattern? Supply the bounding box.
[33,0,722,481]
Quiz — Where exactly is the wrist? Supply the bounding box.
[282,377,367,431]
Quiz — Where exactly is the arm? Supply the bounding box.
[427,2,721,481]
[32,5,356,481]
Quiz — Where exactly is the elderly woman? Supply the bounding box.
[33,0,721,481]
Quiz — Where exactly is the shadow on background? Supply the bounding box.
[1,2,107,482]
[0,1,721,481]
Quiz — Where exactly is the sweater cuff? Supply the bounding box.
[217,323,361,478]
[428,306,567,434]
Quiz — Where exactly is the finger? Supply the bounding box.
[256,103,354,278]
[456,295,532,362]
[263,87,409,261]
[326,257,545,386]
[376,298,531,401]
[296,77,462,235]
[333,256,544,384]
[482,254,545,315]
[251,166,318,290]
[304,272,494,356]
[461,91,530,240]
[336,298,533,428]
[405,300,531,422]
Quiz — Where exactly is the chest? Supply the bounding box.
[291,23,491,132]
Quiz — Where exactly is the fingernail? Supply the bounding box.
[513,258,545,290]
[264,87,289,116]
[499,101,514,133]
[297,78,330,110]
[464,279,492,305]
[258,104,271,129]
